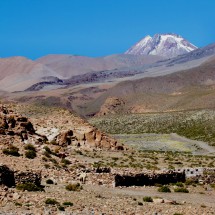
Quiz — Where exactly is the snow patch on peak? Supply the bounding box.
[125,33,198,58]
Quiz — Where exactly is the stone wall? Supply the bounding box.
[0,165,41,187]
[114,171,186,187]
[0,165,15,187]
[14,171,41,186]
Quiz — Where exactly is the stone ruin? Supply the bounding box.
[114,171,186,187]
[0,165,15,187]
[14,171,42,186]
[0,165,41,188]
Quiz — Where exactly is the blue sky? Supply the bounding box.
[0,0,214,59]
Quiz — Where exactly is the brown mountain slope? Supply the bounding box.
[86,56,215,116]
[36,54,162,78]
[0,57,58,92]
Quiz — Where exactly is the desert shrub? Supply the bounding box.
[65,183,82,191]
[16,183,44,192]
[138,202,143,206]
[58,206,65,211]
[174,187,189,193]
[14,202,22,206]
[185,178,197,185]
[45,198,59,205]
[210,184,215,189]
[46,179,54,184]
[24,144,36,151]
[42,156,48,162]
[44,164,50,169]
[63,202,73,206]
[61,158,71,165]
[25,150,36,159]
[43,151,51,158]
[3,146,20,157]
[43,146,52,154]
[175,182,184,187]
[143,196,153,202]
[49,158,57,164]
[158,186,171,193]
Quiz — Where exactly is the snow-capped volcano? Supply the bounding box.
[125,33,198,58]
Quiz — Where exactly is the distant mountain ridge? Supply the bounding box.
[125,33,197,58]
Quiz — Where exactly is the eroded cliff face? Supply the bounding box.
[0,104,123,151]
[96,97,125,116]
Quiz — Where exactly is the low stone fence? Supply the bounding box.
[114,171,186,187]
[14,171,41,186]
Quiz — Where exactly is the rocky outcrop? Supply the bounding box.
[114,171,186,187]
[55,127,124,150]
[97,97,125,116]
[0,105,46,143]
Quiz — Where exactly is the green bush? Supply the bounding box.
[143,196,153,202]
[14,202,22,206]
[158,186,171,193]
[43,146,52,154]
[63,202,73,206]
[24,144,36,151]
[61,158,71,165]
[25,150,37,159]
[175,182,184,187]
[46,179,54,184]
[43,151,51,158]
[16,183,44,192]
[58,206,65,211]
[174,187,189,193]
[185,178,197,185]
[45,198,59,205]
[65,183,82,192]
[3,146,20,157]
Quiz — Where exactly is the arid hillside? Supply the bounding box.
[86,56,215,116]
[0,57,58,92]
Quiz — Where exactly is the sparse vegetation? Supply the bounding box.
[90,110,215,146]
[24,144,36,151]
[143,196,153,202]
[174,187,189,193]
[158,186,171,193]
[45,198,59,205]
[175,182,184,187]
[3,145,20,157]
[58,206,65,211]
[14,202,22,207]
[63,202,73,206]
[65,183,82,191]
[16,183,44,192]
[25,150,37,159]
